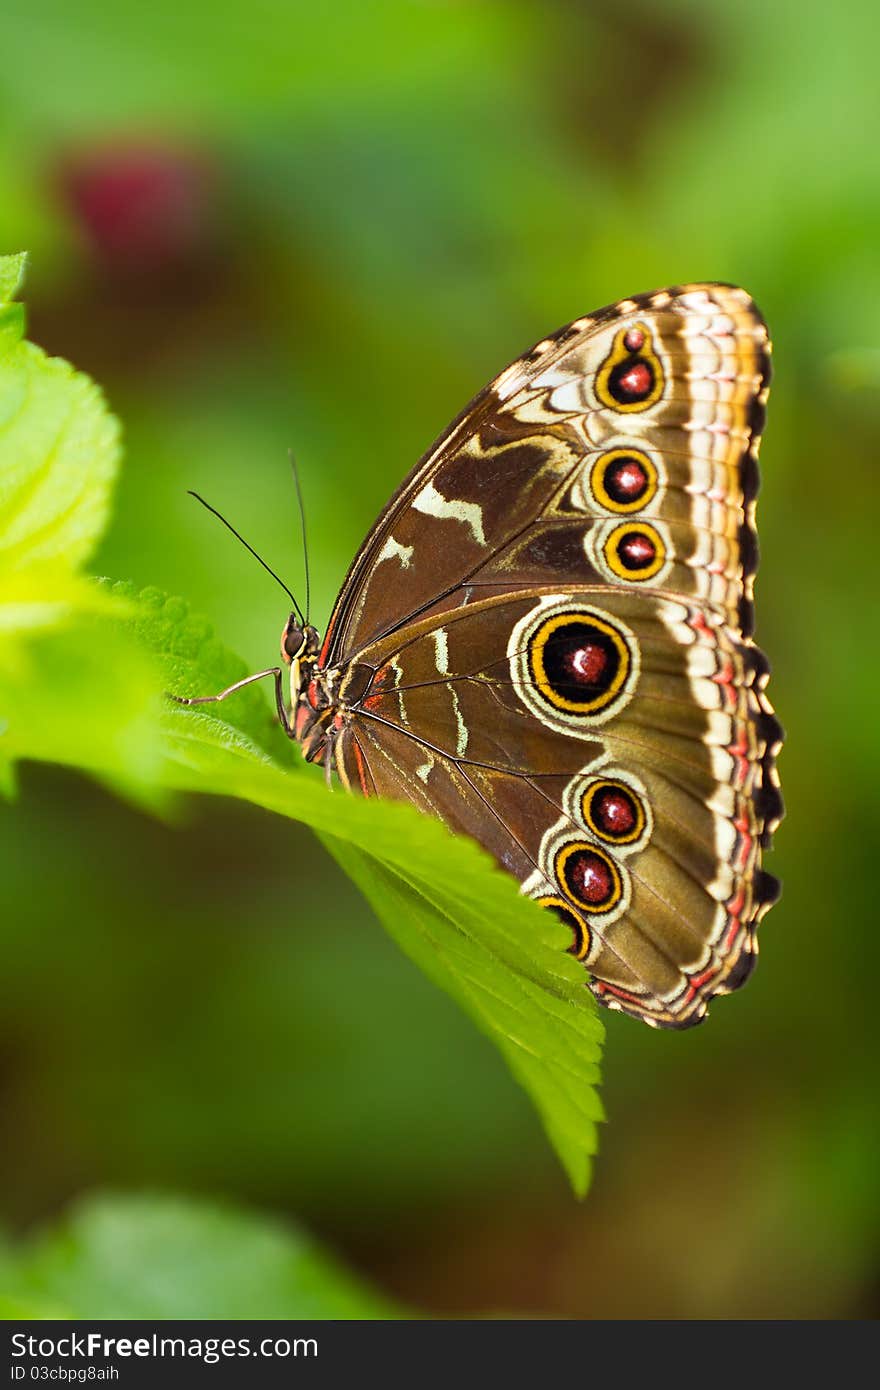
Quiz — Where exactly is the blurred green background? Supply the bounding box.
[2,0,878,1318]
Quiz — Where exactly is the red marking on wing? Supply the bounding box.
[689,610,716,641]
[593,981,647,1008]
[319,618,335,667]
[362,664,393,712]
[727,724,751,788]
[732,806,754,872]
[684,963,719,1003]
[723,886,747,949]
[352,739,371,796]
[712,655,738,711]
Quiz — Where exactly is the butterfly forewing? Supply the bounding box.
[321,283,783,1028]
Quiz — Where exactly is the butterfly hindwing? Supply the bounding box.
[336,585,780,1027]
[321,283,782,1027]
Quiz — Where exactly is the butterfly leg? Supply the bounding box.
[323,725,336,790]
[168,668,294,736]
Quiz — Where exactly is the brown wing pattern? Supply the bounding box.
[322,284,782,1027]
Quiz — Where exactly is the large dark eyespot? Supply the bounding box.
[528,611,632,716]
[509,601,640,733]
[595,322,664,413]
[555,841,624,915]
[281,615,305,663]
[536,894,592,961]
[590,447,658,514]
[582,779,646,846]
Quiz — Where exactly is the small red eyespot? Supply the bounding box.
[617,531,657,570]
[606,458,649,502]
[616,362,653,398]
[564,848,617,908]
[624,327,646,352]
[564,643,608,684]
[591,787,638,838]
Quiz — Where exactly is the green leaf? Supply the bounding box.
[0,260,120,574]
[1,1193,404,1319]
[0,614,167,803]
[111,580,294,761]
[0,254,165,803]
[0,252,27,301]
[129,587,604,1195]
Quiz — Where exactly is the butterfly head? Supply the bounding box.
[281,614,320,666]
[281,612,321,716]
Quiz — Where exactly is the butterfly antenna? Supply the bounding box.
[289,449,311,624]
[187,491,305,625]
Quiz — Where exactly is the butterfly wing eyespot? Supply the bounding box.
[508,600,640,733]
[554,840,626,916]
[581,778,647,847]
[600,520,668,582]
[535,894,593,961]
[529,613,629,714]
[555,762,654,856]
[586,447,660,514]
[595,321,665,412]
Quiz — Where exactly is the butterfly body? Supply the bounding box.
[207,283,784,1029]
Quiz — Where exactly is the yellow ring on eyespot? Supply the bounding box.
[601,521,667,582]
[536,894,592,960]
[554,840,624,916]
[595,323,665,413]
[590,447,659,514]
[528,611,632,715]
[581,778,647,846]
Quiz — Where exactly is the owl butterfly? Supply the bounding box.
[181,284,783,1029]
